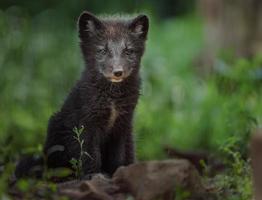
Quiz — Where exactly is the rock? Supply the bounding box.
[59,174,123,200]
[113,159,206,200]
[49,159,215,200]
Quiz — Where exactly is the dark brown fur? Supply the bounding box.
[15,11,149,179]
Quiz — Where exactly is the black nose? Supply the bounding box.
[113,70,123,77]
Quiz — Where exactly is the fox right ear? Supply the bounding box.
[78,11,104,39]
[129,15,149,39]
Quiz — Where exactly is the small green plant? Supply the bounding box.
[214,137,253,200]
[70,125,92,179]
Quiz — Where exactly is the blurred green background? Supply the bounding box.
[0,0,261,165]
[1,0,262,198]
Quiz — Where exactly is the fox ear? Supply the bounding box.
[78,11,104,39]
[129,15,149,39]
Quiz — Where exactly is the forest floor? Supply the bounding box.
[8,133,260,200]
[9,159,215,200]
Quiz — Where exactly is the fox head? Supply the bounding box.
[78,11,149,83]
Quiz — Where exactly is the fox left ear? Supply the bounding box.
[78,11,105,40]
[129,15,149,39]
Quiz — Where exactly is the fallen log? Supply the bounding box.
[164,146,225,176]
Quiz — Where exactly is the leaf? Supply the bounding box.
[79,125,85,134]
[70,158,78,167]
[73,127,78,134]
[47,167,73,178]
[17,179,30,192]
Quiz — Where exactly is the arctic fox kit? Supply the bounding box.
[15,11,149,178]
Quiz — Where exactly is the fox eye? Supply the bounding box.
[97,48,107,55]
[124,48,135,56]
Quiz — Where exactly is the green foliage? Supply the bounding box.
[45,168,73,181]
[0,163,14,197]
[175,187,191,200]
[15,178,61,199]
[213,138,253,200]
[135,18,261,160]
[0,0,195,19]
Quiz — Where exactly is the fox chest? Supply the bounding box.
[88,97,134,130]
[107,102,119,130]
